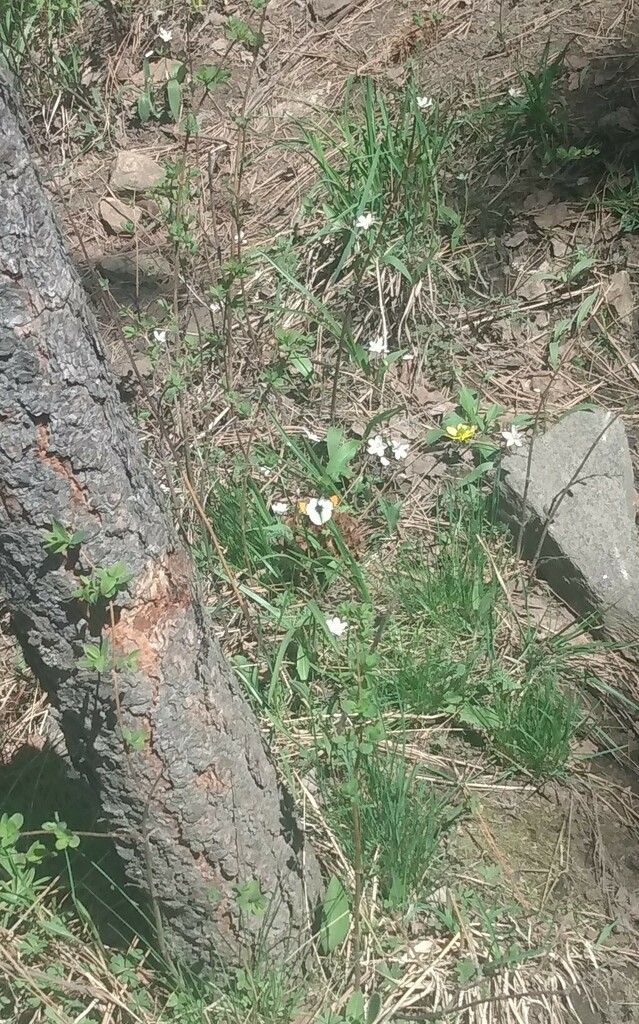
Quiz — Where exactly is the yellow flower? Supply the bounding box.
[446,423,477,442]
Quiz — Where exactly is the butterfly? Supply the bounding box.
[297,494,340,526]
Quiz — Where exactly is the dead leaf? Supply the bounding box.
[516,272,548,303]
[504,229,528,249]
[606,271,635,323]
[404,453,446,480]
[532,203,572,230]
[412,385,449,407]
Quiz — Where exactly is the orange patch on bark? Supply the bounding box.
[36,422,88,506]
[194,766,226,795]
[107,552,193,678]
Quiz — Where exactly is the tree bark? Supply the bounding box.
[0,72,322,968]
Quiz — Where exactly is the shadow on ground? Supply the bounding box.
[0,741,153,949]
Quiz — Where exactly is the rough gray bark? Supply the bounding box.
[0,72,322,968]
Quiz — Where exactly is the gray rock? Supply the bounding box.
[499,408,639,650]
[110,150,165,192]
[99,196,141,234]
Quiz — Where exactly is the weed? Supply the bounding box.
[490,664,582,776]
[325,748,463,909]
[601,168,639,233]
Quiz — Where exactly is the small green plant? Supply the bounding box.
[234,878,267,916]
[601,168,639,233]
[78,637,111,673]
[41,817,80,851]
[224,15,264,49]
[43,518,86,556]
[73,561,133,605]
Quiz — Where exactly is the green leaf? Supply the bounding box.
[366,992,382,1024]
[425,427,445,445]
[574,288,599,332]
[195,64,231,90]
[455,461,494,487]
[362,406,404,439]
[457,384,478,421]
[325,426,359,481]
[458,703,501,730]
[296,645,310,682]
[166,76,182,122]
[455,957,477,984]
[346,990,365,1021]
[319,874,350,953]
[548,339,560,369]
[137,91,152,124]
[594,918,618,947]
[382,252,412,282]
[567,254,596,281]
[122,727,148,751]
[289,353,313,378]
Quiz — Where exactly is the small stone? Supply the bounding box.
[310,0,353,19]
[499,408,639,651]
[110,150,165,192]
[551,237,568,257]
[99,197,142,234]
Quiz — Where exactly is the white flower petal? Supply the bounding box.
[367,434,387,458]
[326,616,349,637]
[392,441,409,460]
[158,26,172,42]
[153,329,167,343]
[379,455,390,467]
[271,501,289,515]
[355,212,375,230]
[368,335,388,357]
[501,425,524,449]
[304,429,322,442]
[306,497,333,526]
[417,95,434,110]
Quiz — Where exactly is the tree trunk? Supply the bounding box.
[0,72,322,968]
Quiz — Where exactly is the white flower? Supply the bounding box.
[326,616,349,637]
[304,429,322,442]
[368,335,388,358]
[367,434,387,459]
[417,95,434,110]
[392,440,409,460]
[209,301,221,313]
[502,424,524,449]
[233,229,245,243]
[355,212,376,230]
[508,86,523,98]
[157,26,172,42]
[271,501,289,515]
[305,497,334,526]
[153,329,167,343]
